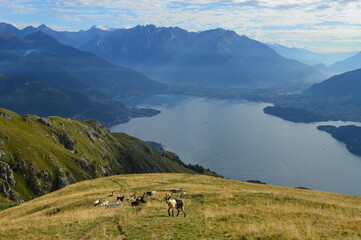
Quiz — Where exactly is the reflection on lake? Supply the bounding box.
[111,95,361,196]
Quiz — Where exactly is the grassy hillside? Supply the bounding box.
[0,173,360,239]
[0,108,216,204]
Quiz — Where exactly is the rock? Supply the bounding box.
[0,133,9,145]
[86,130,96,143]
[0,110,14,120]
[85,120,104,131]
[57,168,75,189]
[22,114,38,122]
[26,165,44,196]
[0,161,16,186]
[37,117,51,127]
[76,159,94,177]
[99,164,111,176]
[58,133,75,151]
[41,171,52,192]
[8,188,19,201]
[0,150,6,158]
[15,157,27,173]
[0,181,21,202]
[57,175,69,188]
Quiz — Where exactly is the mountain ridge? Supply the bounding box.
[0,30,163,98]
[268,43,357,66]
[263,67,361,123]
[81,24,324,87]
[0,22,324,88]
[0,108,218,203]
[330,52,361,73]
[0,31,164,126]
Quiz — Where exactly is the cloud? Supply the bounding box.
[0,0,38,14]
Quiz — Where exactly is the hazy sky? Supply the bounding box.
[1,0,361,53]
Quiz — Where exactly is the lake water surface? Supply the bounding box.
[111,95,361,196]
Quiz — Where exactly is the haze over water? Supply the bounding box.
[111,95,361,196]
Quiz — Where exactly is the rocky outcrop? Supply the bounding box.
[0,162,21,202]
[0,161,16,186]
[0,181,21,202]
[58,133,75,151]
[0,110,14,120]
[37,117,52,127]
[56,168,76,189]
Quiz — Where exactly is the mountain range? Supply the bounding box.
[268,43,361,76]
[267,43,357,66]
[0,28,165,125]
[329,52,361,74]
[0,30,162,98]
[80,25,325,87]
[0,22,107,48]
[0,23,325,88]
[1,22,360,127]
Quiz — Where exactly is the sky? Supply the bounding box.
[1,0,361,53]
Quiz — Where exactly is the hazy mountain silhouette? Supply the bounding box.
[0,74,99,117]
[0,31,163,98]
[264,68,361,123]
[0,23,22,36]
[330,52,361,74]
[0,23,107,48]
[0,23,325,88]
[268,43,356,66]
[81,25,324,87]
[305,68,361,99]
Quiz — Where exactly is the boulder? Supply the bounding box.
[37,117,52,127]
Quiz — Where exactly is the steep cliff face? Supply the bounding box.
[0,108,195,203]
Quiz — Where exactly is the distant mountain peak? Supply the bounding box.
[91,25,110,31]
[145,24,156,28]
[199,28,240,38]
[132,24,186,34]
[22,25,36,31]
[37,24,51,31]
[0,22,21,35]
[0,22,16,28]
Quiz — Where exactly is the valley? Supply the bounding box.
[0,20,361,239]
[1,0,361,238]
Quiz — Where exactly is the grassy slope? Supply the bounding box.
[0,173,360,240]
[0,108,197,203]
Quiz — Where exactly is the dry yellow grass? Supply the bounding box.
[0,173,361,239]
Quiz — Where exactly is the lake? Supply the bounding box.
[110,95,361,196]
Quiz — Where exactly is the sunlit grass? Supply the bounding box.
[1,173,361,239]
